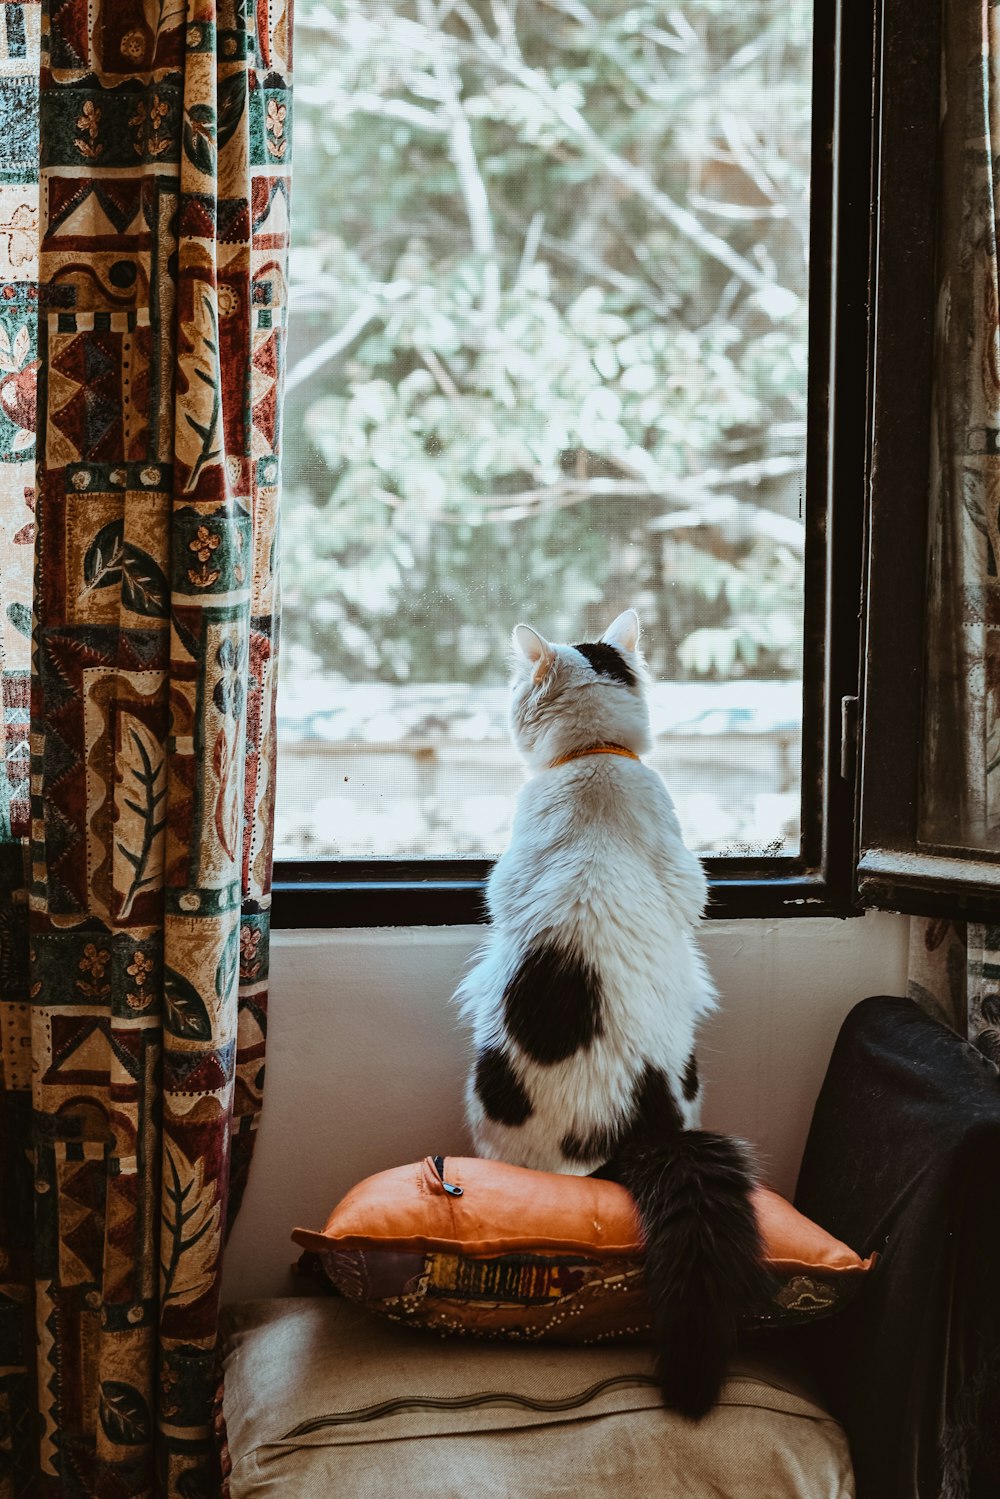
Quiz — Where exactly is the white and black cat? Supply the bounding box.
[455,608,769,1419]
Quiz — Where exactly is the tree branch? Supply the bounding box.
[417,0,501,325]
[516,210,545,286]
[296,86,448,135]
[689,194,788,222]
[443,18,794,300]
[493,202,679,315]
[384,468,803,544]
[417,344,461,398]
[285,292,411,394]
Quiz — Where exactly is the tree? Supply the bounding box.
[282,0,811,684]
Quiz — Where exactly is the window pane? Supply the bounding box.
[278,0,811,861]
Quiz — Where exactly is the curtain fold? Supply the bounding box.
[0,2,291,1493]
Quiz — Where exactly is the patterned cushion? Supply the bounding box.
[291,1155,874,1344]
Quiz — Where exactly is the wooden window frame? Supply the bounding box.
[853,0,1000,920]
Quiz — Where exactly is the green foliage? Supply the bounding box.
[283,0,811,682]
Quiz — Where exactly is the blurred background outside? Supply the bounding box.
[277,0,812,860]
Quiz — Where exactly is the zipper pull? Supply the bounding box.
[431,1156,464,1196]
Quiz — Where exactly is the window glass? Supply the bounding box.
[279,0,812,860]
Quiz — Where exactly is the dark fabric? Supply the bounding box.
[794,995,1000,1499]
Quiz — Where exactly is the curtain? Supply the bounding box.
[0,2,40,1494]
[0,1,291,1493]
[921,0,1000,847]
[907,915,1000,1061]
[908,4,1000,1051]
[906,918,970,1033]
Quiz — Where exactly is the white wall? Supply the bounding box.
[222,912,910,1303]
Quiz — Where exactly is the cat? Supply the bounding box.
[455,608,770,1420]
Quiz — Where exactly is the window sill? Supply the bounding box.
[269,861,861,928]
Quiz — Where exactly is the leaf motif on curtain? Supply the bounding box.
[82,520,170,618]
[163,965,213,1042]
[120,545,171,618]
[216,922,240,1001]
[98,1380,153,1447]
[183,104,217,176]
[218,72,248,151]
[179,294,223,494]
[160,1137,221,1309]
[212,728,239,859]
[115,718,167,919]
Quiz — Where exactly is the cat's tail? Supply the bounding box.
[616,1132,772,1421]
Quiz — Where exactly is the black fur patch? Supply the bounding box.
[572,641,636,687]
[503,938,604,1065]
[628,1063,685,1143]
[561,1120,622,1165]
[682,1052,699,1102]
[474,1047,534,1126]
[564,1063,683,1167]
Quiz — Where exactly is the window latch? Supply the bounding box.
[840,695,859,783]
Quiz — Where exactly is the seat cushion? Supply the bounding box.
[221,1298,855,1498]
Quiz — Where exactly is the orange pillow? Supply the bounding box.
[292,1155,875,1345]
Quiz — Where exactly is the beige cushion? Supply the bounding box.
[222,1298,854,1499]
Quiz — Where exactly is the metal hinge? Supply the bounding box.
[840,694,859,782]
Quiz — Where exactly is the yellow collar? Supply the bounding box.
[550,743,641,769]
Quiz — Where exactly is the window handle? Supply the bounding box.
[841,695,859,783]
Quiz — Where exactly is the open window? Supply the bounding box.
[271,0,876,926]
[856,0,1000,921]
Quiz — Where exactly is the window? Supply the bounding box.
[272,0,874,925]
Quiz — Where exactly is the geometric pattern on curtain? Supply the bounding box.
[1,1,290,1493]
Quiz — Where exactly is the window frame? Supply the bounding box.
[271,0,877,930]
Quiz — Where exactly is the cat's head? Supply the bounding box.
[508,608,653,769]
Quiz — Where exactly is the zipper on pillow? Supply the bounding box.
[430,1156,464,1197]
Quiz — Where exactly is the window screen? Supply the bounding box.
[278,0,812,862]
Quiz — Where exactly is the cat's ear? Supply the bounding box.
[601,608,640,653]
[512,623,555,683]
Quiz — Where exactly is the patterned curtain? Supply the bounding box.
[0,1,291,1494]
[907,917,1000,1062]
[921,0,1000,847]
[0,0,40,1489]
[907,4,1000,1057]
[906,918,969,1033]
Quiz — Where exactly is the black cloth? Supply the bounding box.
[793,995,1000,1499]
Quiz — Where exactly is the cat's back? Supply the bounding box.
[488,753,706,939]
